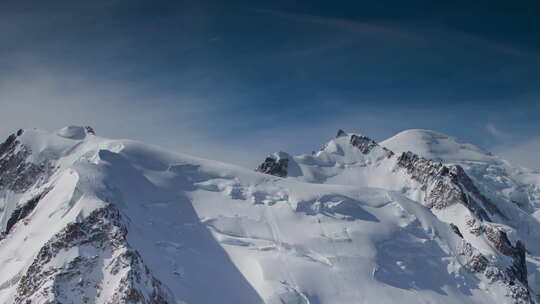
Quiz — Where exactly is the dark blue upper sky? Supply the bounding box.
[0,0,539,168]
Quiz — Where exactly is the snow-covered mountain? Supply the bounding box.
[1,126,539,303]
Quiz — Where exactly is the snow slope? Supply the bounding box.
[381,129,540,212]
[0,126,538,303]
[382,129,540,298]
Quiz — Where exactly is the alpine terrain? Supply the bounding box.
[0,125,539,304]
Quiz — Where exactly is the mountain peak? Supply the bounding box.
[381,129,493,163]
[0,127,538,303]
[56,125,95,140]
[319,131,393,159]
[336,129,348,138]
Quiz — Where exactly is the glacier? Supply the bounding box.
[0,126,538,303]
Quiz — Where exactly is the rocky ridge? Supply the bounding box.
[0,129,53,193]
[0,127,174,304]
[0,126,539,303]
[257,130,536,303]
[15,205,172,304]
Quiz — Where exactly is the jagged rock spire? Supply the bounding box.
[336,129,347,138]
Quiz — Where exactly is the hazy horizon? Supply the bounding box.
[1,0,539,169]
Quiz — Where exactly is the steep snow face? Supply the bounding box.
[0,127,538,303]
[382,129,540,296]
[262,129,540,303]
[380,129,540,213]
[0,128,176,303]
[381,129,540,230]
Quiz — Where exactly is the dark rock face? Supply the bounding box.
[510,240,528,286]
[484,226,515,256]
[396,152,503,220]
[0,131,53,193]
[482,226,529,287]
[4,189,51,235]
[466,253,489,273]
[336,129,347,138]
[85,126,95,135]
[15,205,172,304]
[256,154,289,177]
[507,284,534,304]
[349,134,394,157]
[0,133,17,156]
[0,131,55,240]
[459,240,532,303]
[465,218,483,236]
[349,135,378,155]
[450,223,463,238]
[396,151,535,302]
[450,165,504,219]
[464,218,531,300]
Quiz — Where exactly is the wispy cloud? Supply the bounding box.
[485,123,508,139]
[256,9,422,41]
[256,8,539,61]
[1,2,538,171]
[494,138,540,171]
[483,123,540,171]
[0,66,268,167]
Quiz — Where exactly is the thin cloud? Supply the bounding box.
[1,2,538,171]
[494,138,540,171]
[484,123,540,170]
[256,9,422,41]
[256,8,538,61]
[0,67,266,168]
[485,123,508,139]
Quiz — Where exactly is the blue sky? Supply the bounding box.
[0,0,539,169]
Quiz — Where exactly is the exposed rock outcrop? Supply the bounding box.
[0,130,53,193]
[85,126,95,135]
[450,223,463,238]
[394,151,534,301]
[396,151,503,220]
[480,225,529,286]
[4,188,51,235]
[336,129,347,138]
[15,205,173,304]
[256,152,289,177]
[349,134,394,157]
[3,127,537,303]
[459,239,532,303]
[349,134,379,154]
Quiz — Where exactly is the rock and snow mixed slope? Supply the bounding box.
[0,126,539,303]
[382,129,540,214]
[382,129,540,296]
